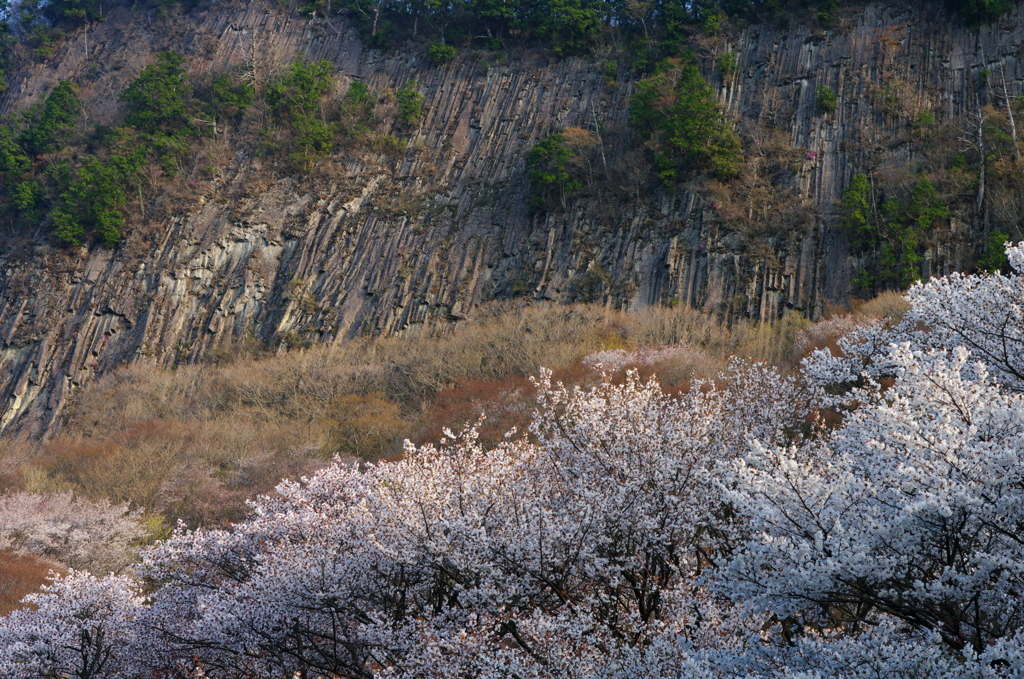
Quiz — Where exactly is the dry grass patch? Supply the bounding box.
[2,299,889,530]
[795,291,910,361]
[0,551,63,617]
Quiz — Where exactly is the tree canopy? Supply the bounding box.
[285,0,1013,53]
[630,60,743,181]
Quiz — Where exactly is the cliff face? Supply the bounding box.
[1,2,1022,435]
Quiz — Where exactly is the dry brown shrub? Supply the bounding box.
[323,394,408,461]
[854,290,911,321]
[0,551,63,616]
[413,377,538,450]
[4,300,827,528]
[794,290,910,361]
[0,436,31,494]
[28,421,186,509]
[582,344,716,392]
[157,464,250,528]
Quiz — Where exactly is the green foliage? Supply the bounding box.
[118,52,201,173]
[339,80,375,138]
[0,18,14,94]
[152,0,179,19]
[531,0,602,55]
[0,59,258,249]
[426,41,457,65]
[526,134,583,210]
[267,58,334,116]
[877,198,919,290]
[44,0,101,26]
[600,59,618,84]
[816,84,837,113]
[3,119,145,246]
[978,230,1010,272]
[11,179,40,211]
[268,58,336,164]
[983,116,1017,165]
[341,0,603,54]
[396,81,424,126]
[887,177,948,288]
[10,0,100,33]
[344,81,373,110]
[814,0,839,24]
[207,74,254,122]
[0,124,41,225]
[700,8,723,35]
[629,60,743,182]
[147,131,194,174]
[51,141,146,248]
[912,110,935,136]
[121,52,193,135]
[841,173,874,250]
[0,126,32,178]
[903,175,949,235]
[718,51,738,78]
[0,63,234,247]
[844,173,949,292]
[291,115,333,159]
[951,0,1010,25]
[298,0,330,16]
[19,81,81,156]
[653,154,676,187]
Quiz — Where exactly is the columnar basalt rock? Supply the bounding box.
[1,2,1023,435]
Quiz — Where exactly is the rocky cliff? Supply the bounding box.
[1,1,1022,435]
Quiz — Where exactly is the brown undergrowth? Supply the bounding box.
[0,298,904,534]
[0,551,64,617]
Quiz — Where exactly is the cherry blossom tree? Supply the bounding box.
[0,492,147,573]
[0,571,142,679]
[727,346,1024,656]
[804,242,1024,394]
[722,243,1024,675]
[131,364,805,678]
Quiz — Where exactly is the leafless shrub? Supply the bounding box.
[2,298,887,528]
[0,551,63,616]
[794,291,909,359]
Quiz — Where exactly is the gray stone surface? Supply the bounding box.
[1,2,1022,435]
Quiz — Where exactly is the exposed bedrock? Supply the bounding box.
[1,2,1022,434]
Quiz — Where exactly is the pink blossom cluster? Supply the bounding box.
[0,491,147,573]
[582,344,714,372]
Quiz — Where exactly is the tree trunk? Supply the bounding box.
[976,96,986,222]
[1000,65,1021,164]
[592,107,608,175]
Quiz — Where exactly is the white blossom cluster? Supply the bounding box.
[0,491,148,573]
[804,243,1024,394]
[2,244,1024,678]
[0,571,143,679]
[582,345,713,372]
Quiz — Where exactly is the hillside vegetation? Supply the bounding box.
[0,296,909,609]
[2,0,1024,444]
[0,1,1023,673]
